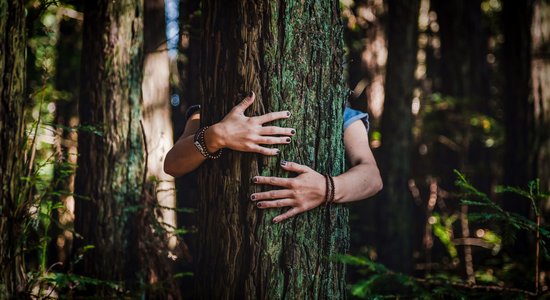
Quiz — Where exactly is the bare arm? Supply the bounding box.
[251,119,382,223]
[333,119,383,203]
[163,92,296,177]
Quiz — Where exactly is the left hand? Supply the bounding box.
[250,160,326,223]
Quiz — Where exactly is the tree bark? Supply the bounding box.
[531,0,550,192]
[195,1,348,298]
[0,0,27,297]
[73,1,146,296]
[378,0,419,274]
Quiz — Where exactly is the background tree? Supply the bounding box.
[378,0,420,274]
[73,0,147,295]
[194,0,348,298]
[0,0,27,297]
[531,0,550,192]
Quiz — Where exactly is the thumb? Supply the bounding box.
[233,91,255,114]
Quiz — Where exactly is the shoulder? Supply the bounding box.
[344,106,369,133]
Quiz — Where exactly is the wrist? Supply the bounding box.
[332,175,345,203]
[204,124,225,152]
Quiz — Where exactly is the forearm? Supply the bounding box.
[164,124,224,177]
[332,163,383,204]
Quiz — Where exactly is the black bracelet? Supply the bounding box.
[193,126,223,159]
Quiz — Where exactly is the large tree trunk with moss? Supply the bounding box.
[0,1,27,298]
[531,0,550,193]
[195,1,348,298]
[378,0,419,274]
[73,1,146,296]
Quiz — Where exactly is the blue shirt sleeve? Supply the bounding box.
[344,107,369,133]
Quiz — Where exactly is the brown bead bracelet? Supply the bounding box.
[193,126,223,159]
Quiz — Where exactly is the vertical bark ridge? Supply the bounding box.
[0,0,27,297]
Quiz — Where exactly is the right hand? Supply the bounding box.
[205,92,295,155]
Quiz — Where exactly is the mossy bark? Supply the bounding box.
[195,0,348,298]
[73,1,146,296]
[0,0,27,297]
[379,0,419,274]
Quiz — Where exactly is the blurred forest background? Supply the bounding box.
[1,0,549,298]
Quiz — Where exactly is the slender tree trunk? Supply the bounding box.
[0,0,27,297]
[73,1,145,296]
[502,0,534,257]
[141,0,182,297]
[532,0,550,192]
[378,0,419,274]
[195,1,348,298]
[49,6,83,269]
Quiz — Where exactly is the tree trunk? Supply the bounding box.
[49,6,83,269]
[73,1,145,296]
[195,1,348,298]
[502,0,534,256]
[531,0,550,193]
[378,0,419,274]
[0,0,27,297]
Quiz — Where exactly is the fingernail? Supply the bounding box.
[248,91,254,97]
[251,194,256,200]
[286,111,291,117]
[286,137,291,142]
[275,149,280,155]
[291,129,296,135]
[273,218,279,223]
[256,202,262,208]
[252,177,258,183]
[280,160,287,166]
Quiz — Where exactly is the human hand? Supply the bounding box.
[205,92,295,155]
[250,160,327,223]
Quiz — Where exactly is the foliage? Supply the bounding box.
[343,171,550,298]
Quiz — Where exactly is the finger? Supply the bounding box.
[252,176,293,188]
[253,111,291,124]
[273,207,301,223]
[280,160,311,174]
[256,199,295,209]
[250,189,294,201]
[248,145,279,156]
[233,91,255,114]
[259,126,296,136]
[253,136,291,145]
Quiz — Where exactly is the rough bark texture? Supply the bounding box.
[195,1,348,298]
[73,1,146,296]
[0,0,27,297]
[378,0,419,274]
[532,0,550,192]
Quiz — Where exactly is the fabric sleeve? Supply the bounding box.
[184,104,201,122]
[343,106,369,133]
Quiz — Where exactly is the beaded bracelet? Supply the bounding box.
[324,174,335,205]
[193,126,223,159]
